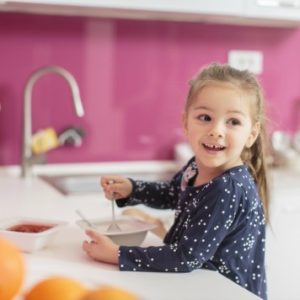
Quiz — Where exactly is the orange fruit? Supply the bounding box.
[24,276,87,300]
[0,237,25,300]
[81,285,139,300]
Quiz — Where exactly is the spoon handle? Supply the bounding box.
[75,210,97,229]
[112,199,116,223]
[109,180,117,223]
[106,181,121,232]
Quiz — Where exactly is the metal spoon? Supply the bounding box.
[107,198,122,232]
[106,182,121,232]
[75,209,98,230]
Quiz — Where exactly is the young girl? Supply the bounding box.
[82,63,269,300]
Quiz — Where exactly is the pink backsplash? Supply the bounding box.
[1,13,300,165]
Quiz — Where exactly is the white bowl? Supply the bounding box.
[0,217,68,253]
[76,216,156,246]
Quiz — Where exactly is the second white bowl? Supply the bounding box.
[76,216,156,246]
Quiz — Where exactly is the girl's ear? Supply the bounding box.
[246,122,260,148]
[182,112,188,136]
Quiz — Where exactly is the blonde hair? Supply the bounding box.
[185,63,270,222]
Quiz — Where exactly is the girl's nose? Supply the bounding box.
[207,123,224,138]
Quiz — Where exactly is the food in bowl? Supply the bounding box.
[7,223,54,233]
[0,217,67,252]
[76,216,156,246]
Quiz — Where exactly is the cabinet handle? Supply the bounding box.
[257,0,300,8]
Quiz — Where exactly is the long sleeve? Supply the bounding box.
[119,177,242,273]
[116,167,185,210]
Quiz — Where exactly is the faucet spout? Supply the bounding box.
[21,65,85,178]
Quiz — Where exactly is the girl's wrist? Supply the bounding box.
[109,245,119,265]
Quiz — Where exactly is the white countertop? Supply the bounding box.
[2,165,300,299]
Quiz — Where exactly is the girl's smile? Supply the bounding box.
[202,142,226,153]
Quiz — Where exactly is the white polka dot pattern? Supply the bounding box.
[117,158,267,300]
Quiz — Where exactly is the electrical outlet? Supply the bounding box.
[228,50,263,74]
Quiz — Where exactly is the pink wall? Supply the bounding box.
[1,13,300,165]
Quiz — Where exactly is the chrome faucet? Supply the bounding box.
[21,65,85,178]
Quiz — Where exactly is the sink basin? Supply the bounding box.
[40,172,173,196]
[37,161,177,196]
[40,174,102,195]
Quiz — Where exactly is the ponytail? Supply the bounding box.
[242,125,270,223]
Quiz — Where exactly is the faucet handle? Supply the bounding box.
[58,126,85,147]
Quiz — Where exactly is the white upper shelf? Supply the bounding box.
[1,0,300,27]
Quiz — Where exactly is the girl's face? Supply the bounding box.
[183,83,260,174]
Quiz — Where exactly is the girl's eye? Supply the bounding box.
[197,114,211,122]
[227,118,241,126]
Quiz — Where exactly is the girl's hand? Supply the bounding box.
[82,229,119,264]
[100,175,133,200]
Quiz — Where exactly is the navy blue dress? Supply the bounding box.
[117,158,267,300]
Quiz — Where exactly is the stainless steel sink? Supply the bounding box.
[40,172,173,196]
[40,174,102,195]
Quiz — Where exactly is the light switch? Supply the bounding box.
[228,50,263,74]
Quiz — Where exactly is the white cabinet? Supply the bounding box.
[1,0,300,26]
[245,0,300,25]
[0,0,244,23]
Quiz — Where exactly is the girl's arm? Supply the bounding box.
[101,158,195,210]
[119,180,244,273]
[83,180,238,271]
[116,175,182,210]
[101,171,182,210]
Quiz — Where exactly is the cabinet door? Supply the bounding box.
[245,0,300,22]
[155,0,244,16]
[3,0,244,21]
